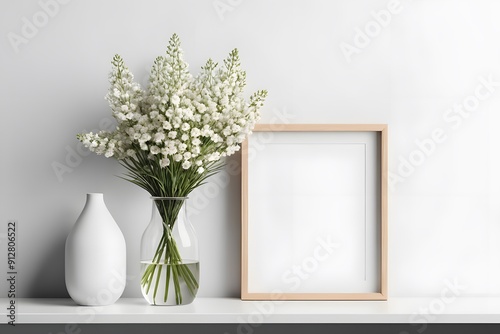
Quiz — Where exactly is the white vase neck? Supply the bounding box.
[86,193,105,206]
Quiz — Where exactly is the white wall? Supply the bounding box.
[1,0,500,298]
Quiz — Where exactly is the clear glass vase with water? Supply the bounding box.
[140,197,199,305]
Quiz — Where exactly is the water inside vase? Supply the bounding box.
[140,260,199,305]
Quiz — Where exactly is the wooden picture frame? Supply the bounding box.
[241,124,388,300]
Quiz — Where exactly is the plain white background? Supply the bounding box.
[1,0,500,299]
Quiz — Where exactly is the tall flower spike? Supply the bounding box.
[165,33,191,93]
[145,56,168,109]
[105,54,144,124]
[223,49,241,74]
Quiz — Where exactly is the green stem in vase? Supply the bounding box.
[164,253,171,303]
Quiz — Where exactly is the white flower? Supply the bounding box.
[236,134,245,143]
[168,131,177,139]
[192,146,200,155]
[140,133,151,142]
[211,134,222,143]
[150,146,160,154]
[197,104,207,113]
[173,154,183,162]
[154,132,165,143]
[191,128,201,137]
[173,117,182,128]
[160,158,170,167]
[163,121,172,130]
[197,166,205,174]
[208,152,220,161]
[226,145,239,155]
[222,127,231,136]
[166,140,176,149]
[166,148,173,155]
[171,95,180,106]
[182,160,192,169]
[181,123,190,131]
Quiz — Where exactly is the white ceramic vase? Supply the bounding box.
[65,193,126,306]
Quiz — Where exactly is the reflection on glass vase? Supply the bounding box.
[140,197,199,305]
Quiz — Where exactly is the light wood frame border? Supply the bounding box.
[241,124,388,301]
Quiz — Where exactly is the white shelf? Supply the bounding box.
[3,297,500,324]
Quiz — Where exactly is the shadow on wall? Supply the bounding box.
[221,152,241,297]
[25,228,70,298]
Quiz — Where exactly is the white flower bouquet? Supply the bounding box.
[77,34,267,304]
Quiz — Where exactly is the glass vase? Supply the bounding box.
[140,197,199,305]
